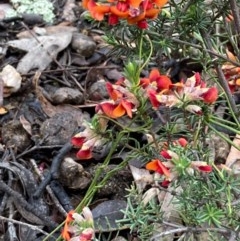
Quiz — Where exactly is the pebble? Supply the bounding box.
[71,33,96,57]
[51,87,84,105]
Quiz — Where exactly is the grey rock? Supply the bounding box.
[40,112,78,145]
[51,87,84,105]
[71,33,96,57]
[60,157,91,189]
[2,120,31,152]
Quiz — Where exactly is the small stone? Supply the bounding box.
[40,113,78,145]
[0,65,22,97]
[71,33,96,57]
[88,80,108,101]
[59,157,91,189]
[51,87,83,105]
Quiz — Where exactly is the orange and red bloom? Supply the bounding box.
[96,81,139,118]
[145,137,213,186]
[82,0,168,28]
[61,207,94,241]
[71,122,107,160]
[144,72,218,111]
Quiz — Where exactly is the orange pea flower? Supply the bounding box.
[97,82,138,118]
[141,68,172,91]
[72,121,107,160]
[146,159,171,178]
[85,0,111,21]
[99,99,134,118]
[61,210,74,241]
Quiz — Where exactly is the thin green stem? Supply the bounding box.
[208,118,240,135]
[75,132,125,212]
[45,132,125,241]
[192,118,202,148]
[138,29,144,62]
[210,115,239,127]
[139,35,153,73]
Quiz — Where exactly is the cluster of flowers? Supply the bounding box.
[82,0,168,28]
[145,137,213,187]
[143,69,218,114]
[61,207,95,241]
[71,70,218,160]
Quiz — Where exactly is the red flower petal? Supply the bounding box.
[106,82,122,100]
[201,87,218,104]
[156,75,172,90]
[140,77,151,88]
[112,103,126,118]
[145,8,160,19]
[154,0,168,7]
[198,165,213,173]
[129,0,142,7]
[121,99,133,118]
[76,148,92,160]
[149,69,161,81]
[100,102,125,118]
[110,6,129,18]
[89,4,111,21]
[160,150,172,159]
[71,136,86,147]
[108,14,119,25]
[160,179,171,187]
[137,19,148,29]
[146,159,159,171]
[146,159,170,177]
[176,138,188,147]
[147,89,160,108]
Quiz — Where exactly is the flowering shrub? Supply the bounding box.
[57,0,240,240]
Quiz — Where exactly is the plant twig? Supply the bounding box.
[151,222,231,240]
[229,0,240,36]
[0,180,57,229]
[0,215,50,236]
[33,142,72,199]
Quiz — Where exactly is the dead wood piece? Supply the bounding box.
[33,142,73,199]
[50,180,73,212]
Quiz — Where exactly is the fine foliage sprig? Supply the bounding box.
[53,0,240,240]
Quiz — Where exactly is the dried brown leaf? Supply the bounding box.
[19,115,32,135]
[226,134,240,168]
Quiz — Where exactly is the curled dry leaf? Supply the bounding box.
[19,115,32,136]
[8,32,73,74]
[142,187,160,206]
[226,134,240,173]
[129,164,153,193]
